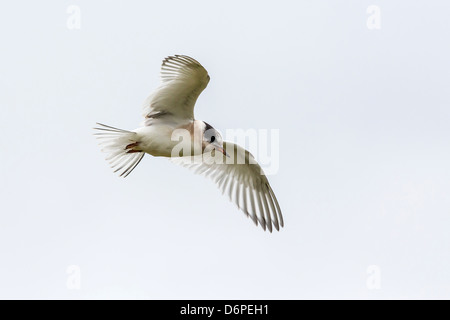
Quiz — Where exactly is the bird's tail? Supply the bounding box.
[93,123,144,177]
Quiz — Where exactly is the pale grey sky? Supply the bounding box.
[0,0,449,299]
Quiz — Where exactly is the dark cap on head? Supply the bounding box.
[203,121,214,132]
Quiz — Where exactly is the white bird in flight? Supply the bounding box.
[94,55,283,232]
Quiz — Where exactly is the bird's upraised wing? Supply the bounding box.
[172,142,284,232]
[142,55,210,123]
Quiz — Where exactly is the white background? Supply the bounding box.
[0,0,449,299]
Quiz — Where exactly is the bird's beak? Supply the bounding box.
[215,146,230,157]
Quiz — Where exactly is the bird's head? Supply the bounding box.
[202,121,228,157]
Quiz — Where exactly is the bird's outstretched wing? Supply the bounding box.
[142,55,210,123]
[172,142,284,232]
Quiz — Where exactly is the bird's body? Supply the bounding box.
[95,55,284,232]
[134,122,184,157]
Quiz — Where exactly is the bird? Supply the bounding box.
[94,55,283,232]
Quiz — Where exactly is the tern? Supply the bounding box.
[94,55,283,232]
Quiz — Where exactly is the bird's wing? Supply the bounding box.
[172,142,284,232]
[142,55,210,123]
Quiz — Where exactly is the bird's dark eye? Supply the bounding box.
[210,136,215,143]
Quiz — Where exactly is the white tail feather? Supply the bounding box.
[94,123,144,177]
